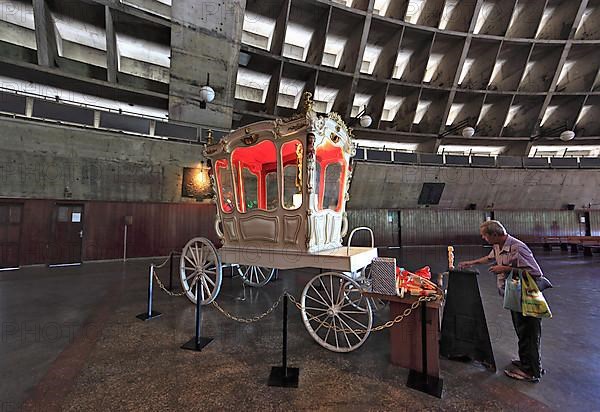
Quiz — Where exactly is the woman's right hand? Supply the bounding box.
[458,261,474,269]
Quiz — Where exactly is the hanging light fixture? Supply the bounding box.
[199,73,215,109]
[559,130,575,142]
[462,126,475,138]
[350,105,372,128]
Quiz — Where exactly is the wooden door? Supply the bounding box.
[50,204,84,265]
[0,203,23,269]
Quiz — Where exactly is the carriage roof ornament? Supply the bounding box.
[301,91,314,116]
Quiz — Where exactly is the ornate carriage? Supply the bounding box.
[179,94,379,352]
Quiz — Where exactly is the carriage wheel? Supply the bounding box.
[237,265,276,287]
[179,237,222,305]
[301,272,373,353]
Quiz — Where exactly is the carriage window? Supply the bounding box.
[215,159,234,214]
[231,140,277,213]
[265,172,278,210]
[242,168,258,211]
[323,163,343,211]
[315,139,346,212]
[281,140,303,210]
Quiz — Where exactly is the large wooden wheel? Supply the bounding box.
[237,265,276,287]
[301,272,373,353]
[179,237,222,305]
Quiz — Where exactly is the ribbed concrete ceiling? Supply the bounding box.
[235,0,600,156]
[0,0,599,157]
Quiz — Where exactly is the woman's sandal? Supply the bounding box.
[504,368,540,383]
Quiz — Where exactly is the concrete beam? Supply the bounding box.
[32,0,58,67]
[347,12,372,119]
[105,6,118,83]
[79,0,170,27]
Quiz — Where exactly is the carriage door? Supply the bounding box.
[0,203,22,269]
[49,204,84,266]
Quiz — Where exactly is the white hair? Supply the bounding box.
[480,220,507,236]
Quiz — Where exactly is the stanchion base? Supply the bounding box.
[181,337,213,352]
[268,366,299,388]
[406,370,443,398]
[136,311,162,321]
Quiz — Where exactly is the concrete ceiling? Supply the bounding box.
[0,0,599,156]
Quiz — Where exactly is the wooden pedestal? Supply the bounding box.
[365,293,442,378]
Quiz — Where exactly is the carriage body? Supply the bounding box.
[204,105,365,269]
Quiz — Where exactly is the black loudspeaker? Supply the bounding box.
[418,183,445,205]
[467,203,476,210]
[567,204,575,210]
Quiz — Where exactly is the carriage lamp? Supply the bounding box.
[199,73,215,109]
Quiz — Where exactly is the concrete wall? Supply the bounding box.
[349,162,600,210]
[0,117,205,202]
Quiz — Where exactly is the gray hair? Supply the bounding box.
[480,220,507,236]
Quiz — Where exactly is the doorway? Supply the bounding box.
[49,204,84,266]
[0,203,23,269]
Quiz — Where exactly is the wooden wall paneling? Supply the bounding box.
[590,211,600,236]
[0,202,24,268]
[19,199,53,265]
[494,210,581,242]
[400,209,485,246]
[346,209,398,247]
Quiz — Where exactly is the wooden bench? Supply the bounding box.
[565,236,600,256]
[542,236,570,251]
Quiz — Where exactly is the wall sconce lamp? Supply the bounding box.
[194,161,210,188]
[199,73,215,109]
[182,162,212,201]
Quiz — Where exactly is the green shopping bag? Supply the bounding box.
[521,271,552,318]
[503,270,522,312]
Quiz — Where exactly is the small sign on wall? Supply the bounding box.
[71,212,81,223]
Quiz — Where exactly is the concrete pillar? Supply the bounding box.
[169,0,246,129]
[32,0,58,67]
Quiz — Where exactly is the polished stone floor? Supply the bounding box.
[1,246,599,411]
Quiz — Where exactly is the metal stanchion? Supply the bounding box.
[136,264,162,321]
[406,301,443,398]
[181,283,213,351]
[268,294,299,387]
